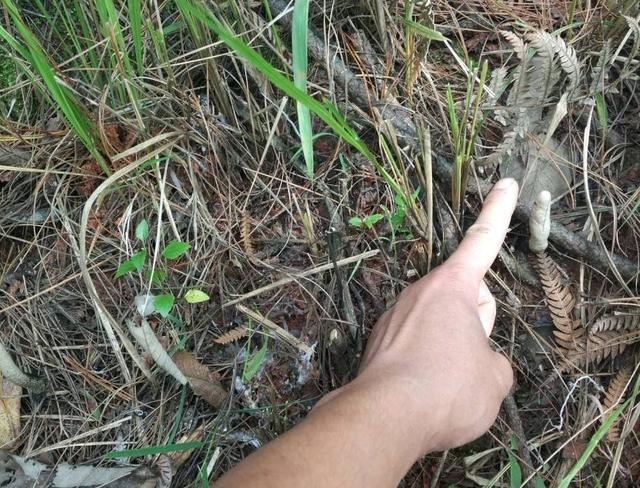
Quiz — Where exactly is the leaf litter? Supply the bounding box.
[0,1,639,486]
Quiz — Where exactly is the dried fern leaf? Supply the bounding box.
[213,325,248,345]
[589,40,611,93]
[486,67,509,109]
[500,30,526,59]
[241,212,255,257]
[525,32,563,102]
[568,329,640,367]
[534,253,581,352]
[550,36,580,91]
[625,15,640,42]
[590,314,640,335]
[602,365,634,442]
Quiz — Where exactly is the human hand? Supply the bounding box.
[353,178,518,453]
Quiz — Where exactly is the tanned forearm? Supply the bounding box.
[215,377,434,487]
[214,180,518,487]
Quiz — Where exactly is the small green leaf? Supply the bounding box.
[155,294,175,318]
[145,269,167,285]
[363,213,384,229]
[394,193,407,208]
[405,19,447,42]
[242,339,269,383]
[115,259,136,278]
[184,289,210,304]
[130,250,147,272]
[534,476,547,488]
[348,216,363,227]
[390,206,406,229]
[90,408,102,421]
[508,437,522,488]
[135,219,149,241]
[162,240,190,260]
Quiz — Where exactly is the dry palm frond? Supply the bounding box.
[213,325,249,345]
[602,365,634,442]
[534,253,581,352]
[590,314,640,335]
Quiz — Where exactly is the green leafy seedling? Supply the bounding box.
[242,338,269,383]
[90,408,102,421]
[115,259,137,279]
[184,289,210,304]
[130,250,146,272]
[135,219,149,241]
[154,294,175,318]
[348,213,384,230]
[146,269,167,285]
[508,437,522,488]
[162,240,190,260]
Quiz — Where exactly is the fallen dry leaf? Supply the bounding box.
[173,351,227,409]
[0,374,21,449]
[169,425,206,468]
[0,450,158,487]
[155,455,173,488]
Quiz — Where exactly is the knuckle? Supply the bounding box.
[466,222,495,237]
[494,353,514,394]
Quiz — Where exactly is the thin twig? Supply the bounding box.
[223,250,380,307]
[236,304,314,356]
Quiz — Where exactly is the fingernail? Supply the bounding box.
[494,178,516,190]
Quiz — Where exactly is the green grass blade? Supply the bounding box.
[105,441,203,459]
[405,18,446,42]
[1,0,107,172]
[175,0,403,195]
[508,437,522,488]
[129,0,144,75]
[558,392,637,488]
[293,0,314,180]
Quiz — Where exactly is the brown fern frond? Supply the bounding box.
[568,329,640,367]
[214,325,248,345]
[590,314,640,335]
[534,253,582,352]
[241,212,255,257]
[500,30,526,59]
[602,365,634,442]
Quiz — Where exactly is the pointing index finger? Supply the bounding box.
[446,178,518,282]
